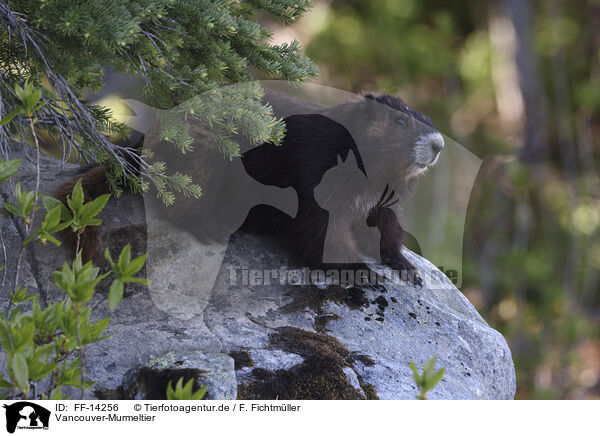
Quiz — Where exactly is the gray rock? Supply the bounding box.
[205,231,515,400]
[115,351,236,400]
[0,149,516,400]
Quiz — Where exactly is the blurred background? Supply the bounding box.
[264,0,600,399]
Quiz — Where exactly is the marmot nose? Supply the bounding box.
[429,132,444,154]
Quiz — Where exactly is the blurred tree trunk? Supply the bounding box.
[547,0,581,311]
[499,0,548,164]
[488,1,546,303]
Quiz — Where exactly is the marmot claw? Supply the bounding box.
[413,272,423,288]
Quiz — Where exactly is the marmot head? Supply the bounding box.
[312,93,444,216]
[355,93,444,187]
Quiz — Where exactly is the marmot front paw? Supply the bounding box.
[411,270,423,288]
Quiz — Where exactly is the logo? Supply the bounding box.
[115,81,481,319]
[2,402,50,433]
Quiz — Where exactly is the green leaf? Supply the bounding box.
[43,196,62,212]
[14,83,25,100]
[183,378,193,397]
[409,361,420,385]
[0,378,12,389]
[47,234,62,246]
[192,385,207,400]
[125,277,150,286]
[53,263,74,297]
[38,205,71,236]
[80,193,110,221]
[24,90,43,116]
[123,253,147,278]
[0,321,11,352]
[108,279,124,312]
[78,217,102,227]
[3,202,20,216]
[30,101,47,116]
[0,107,25,126]
[53,258,107,303]
[88,317,110,339]
[423,356,437,377]
[117,244,132,273]
[10,287,35,304]
[50,388,66,400]
[8,183,37,221]
[104,247,116,270]
[11,353,29,391]
[0,159,22,182]
[30,343,55,363]
[424,369,445,392]
[43,196,71,221]
[166,380,175,399]
[13,321,35,352]
[166,377,206,400]
[28,360,57,382]
[68,179,85,215]
[47,206,62,226]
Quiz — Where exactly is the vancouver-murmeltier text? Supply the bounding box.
[54,414,155,422]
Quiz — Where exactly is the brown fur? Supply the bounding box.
[366,187,422,284]
[54,165,109,260]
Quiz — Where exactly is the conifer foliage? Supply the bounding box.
[0,0,317,201]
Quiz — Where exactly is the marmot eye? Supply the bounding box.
[397,118,406,126]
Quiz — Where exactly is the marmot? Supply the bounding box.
[55,88,443,284]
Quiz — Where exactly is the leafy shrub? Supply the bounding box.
[166,378,207,401]
[409,356,445,400]
[0,86,149,399]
